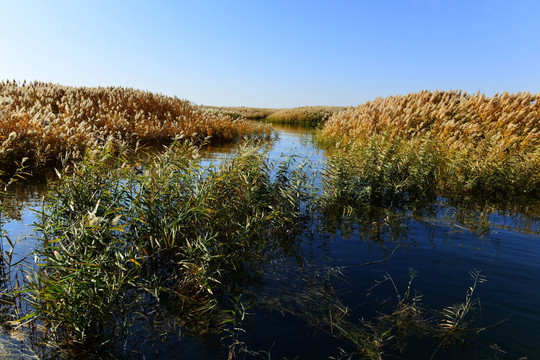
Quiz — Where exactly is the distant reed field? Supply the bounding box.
[265,106,346,126]
[0,81,271,172]
[199,106,278,119]
[202,106,346,126]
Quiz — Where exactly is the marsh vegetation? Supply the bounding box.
[1,84,540,359]
[201,106,347,126]
[265,106,347,126]
[0,81,272,174]
[319,90,540,199]
[1,143,502,360]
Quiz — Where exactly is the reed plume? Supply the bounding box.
[0,80,272,173]
[320,90,540,198]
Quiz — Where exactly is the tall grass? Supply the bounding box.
[200,105,347,127]
[0,81,272,173]
[10,141,311,356]
[199,106,279,120]
[265,106,346,126]
[320,90,540,199]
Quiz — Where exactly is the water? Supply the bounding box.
[2,123,540,359]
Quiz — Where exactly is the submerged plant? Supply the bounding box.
[271,267,487,360]
[433,270,487,358]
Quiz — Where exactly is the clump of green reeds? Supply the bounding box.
[317,134,442,220]
[266,106,347,126]
[320,90,540,199]
[0,80,272,173]
[12,141,312,355]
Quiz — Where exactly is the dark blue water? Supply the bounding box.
[2,124,539,359]
[196,124,540,359]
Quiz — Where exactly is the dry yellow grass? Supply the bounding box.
[322,90,539,153]
[199,106,279,120]
[199,106,347,126]
[0,81,272,172]
[266,106,347,126]
[320,90,540,198]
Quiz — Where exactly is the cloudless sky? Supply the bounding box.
[1,0,539,107]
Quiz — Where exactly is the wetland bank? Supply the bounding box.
[1,82,540,359]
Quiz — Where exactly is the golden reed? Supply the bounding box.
[0,81,271,171]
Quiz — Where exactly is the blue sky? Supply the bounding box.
[1,0,539,107]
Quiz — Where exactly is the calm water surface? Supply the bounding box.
[2,123,539,359]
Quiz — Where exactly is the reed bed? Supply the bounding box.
[0,144,497,358]
[265,106,346,126]
[0,81,272,173]
[320,91,540,199]
[199,106,279,120]
[4,142,311,356]
[199,105,346,127]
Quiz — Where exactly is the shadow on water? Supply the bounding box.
[1,123,539,359]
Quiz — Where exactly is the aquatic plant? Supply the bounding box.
[315,133,442,240]
[433,270,487,358]
[1,174,9,325]
[12,141,312,356]
[200,105,347,126]
[350,270,486,360]
[0,164,37,358]
[319,135,441,209]
[199,106,278,120]
[266,106,346,126]
[320,90,540,199]
[0,81,272,173]
[269,267,487,360]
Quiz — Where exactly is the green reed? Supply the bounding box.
[316,134,442,221]
[10,141,312,356]
[0,139,508,358]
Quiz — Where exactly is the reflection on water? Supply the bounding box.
[1,122,540,359]
[1,182,46,222]
[200,122,324,164]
